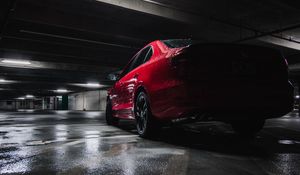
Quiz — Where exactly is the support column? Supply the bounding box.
[62,95,68,110]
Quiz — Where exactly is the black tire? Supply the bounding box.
[106,99,119,126]
[135,91,160,138]
[231,119,265,137]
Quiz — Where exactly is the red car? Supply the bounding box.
[106,39,294,137]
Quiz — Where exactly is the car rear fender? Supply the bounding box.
[134,84,153,111]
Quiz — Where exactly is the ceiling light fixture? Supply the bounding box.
[17,97,25,100]
[86,83,101,87]
[56,89,68,93]
[0,79,5,82]
[26,95,34,98]
[1,59,31,65]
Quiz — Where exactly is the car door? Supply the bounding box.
[111,55,137,113]
[110,80,123,110]
[119,46,153,115]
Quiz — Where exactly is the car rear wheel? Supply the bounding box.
[106,99,119,126]
[231,119,265,137]
[135,91,160,138]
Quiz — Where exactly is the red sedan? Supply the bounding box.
[106,39,294,137]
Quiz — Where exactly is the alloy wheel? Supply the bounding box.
[135,94,148,134]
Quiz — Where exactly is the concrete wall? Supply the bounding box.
[99,90,107,110]
[68,90,107,111]
[0,101,16,110]
[42,97,61,110]
[0,100,38,110]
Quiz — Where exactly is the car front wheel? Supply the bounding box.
[135,91,160,138]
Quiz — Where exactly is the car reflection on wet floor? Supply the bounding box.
[0,110,300,175]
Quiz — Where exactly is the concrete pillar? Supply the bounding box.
[62,95,68,110]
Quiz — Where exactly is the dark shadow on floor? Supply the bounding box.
[117,119,300,158]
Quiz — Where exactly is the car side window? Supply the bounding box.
[119,46,152,78]
[143,47,153,63]
[131,46,151,71]
[119,54,138,78]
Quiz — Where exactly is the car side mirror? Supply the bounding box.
[107,73,120,81]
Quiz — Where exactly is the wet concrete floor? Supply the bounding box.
[0,110,300,175]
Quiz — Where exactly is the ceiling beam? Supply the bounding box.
[258,36,300,51]
[0,48,127,67]
[0,60,118,73]
[0,66,107,82]
[95,0,300,50]
[95,0,198,24]
[237,23,300,43]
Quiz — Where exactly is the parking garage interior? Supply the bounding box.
[1,0,300,174]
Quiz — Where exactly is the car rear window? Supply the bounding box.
[161,39,193,48]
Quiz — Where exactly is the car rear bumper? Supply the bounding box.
[155,81,294,120]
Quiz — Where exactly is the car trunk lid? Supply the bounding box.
[172,44,288,82]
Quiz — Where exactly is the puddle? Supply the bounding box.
[278,140,300,145]
[0,131,8,136]
[0,143,19,147]
[25,140,58,146]
[0,147,18,153]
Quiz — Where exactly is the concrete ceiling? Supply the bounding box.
[1,0,300,99]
